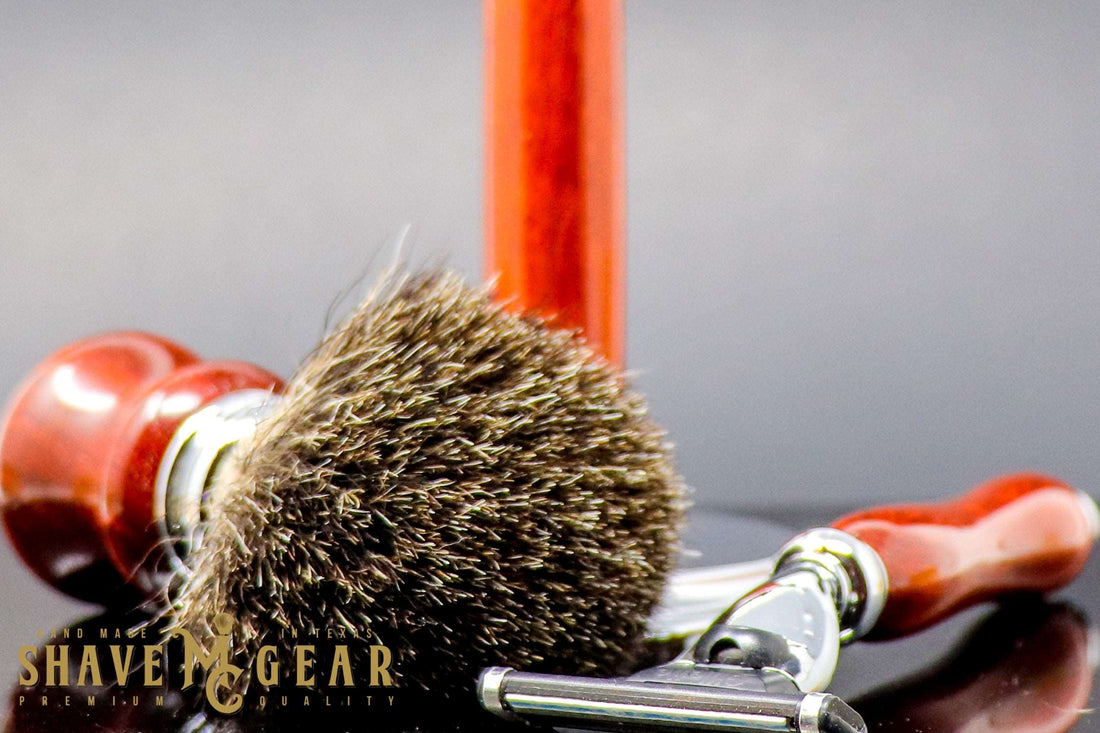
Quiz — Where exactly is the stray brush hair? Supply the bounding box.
[172,269,685,697]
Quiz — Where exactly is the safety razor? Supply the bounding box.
[480,473,1100,732]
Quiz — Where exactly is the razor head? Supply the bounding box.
[479,666,867,733]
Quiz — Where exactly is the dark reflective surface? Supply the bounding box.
[1,509,1098,732]
[853,600,1093,732]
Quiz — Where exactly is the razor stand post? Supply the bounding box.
[484,0,625,365]
[481,473,1100,732]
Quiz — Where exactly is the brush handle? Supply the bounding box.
[484,0,625,365]
[0,332,281,601]
[832,473,1099,638]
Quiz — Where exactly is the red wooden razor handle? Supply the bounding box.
[833,473,1099,638]
[0,332,282,601]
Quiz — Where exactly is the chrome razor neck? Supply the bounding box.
[771,528,889,645]
[689,528,888,692]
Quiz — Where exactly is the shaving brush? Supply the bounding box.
[0,270,685,697]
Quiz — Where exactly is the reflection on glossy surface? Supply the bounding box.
[853,600,1096,732]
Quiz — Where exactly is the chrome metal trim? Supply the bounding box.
[153,389,278,579]
[772,528,888,644]
[797,692,827,733]
[1075,489,1100,540]
[503,693,791,731]
[477,667,514,720]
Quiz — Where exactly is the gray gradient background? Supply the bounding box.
[3,0,1100,517]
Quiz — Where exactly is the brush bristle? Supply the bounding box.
[172,270,685,697]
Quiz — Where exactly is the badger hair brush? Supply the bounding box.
[164,269,684,697]
[0,264,699,722]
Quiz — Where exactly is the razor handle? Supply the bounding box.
[832,473,1098,638]
[482,475,1098,733]
[0,332,282,601]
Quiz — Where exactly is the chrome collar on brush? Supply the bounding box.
[153,389,279,578]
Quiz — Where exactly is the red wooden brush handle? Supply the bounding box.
[0,333,282,602]
[833,473,1099,638]
[485,0,625,365]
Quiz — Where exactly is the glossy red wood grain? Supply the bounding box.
[833,473,1098,638]
[0,333,281,602]
[485,0,625,365]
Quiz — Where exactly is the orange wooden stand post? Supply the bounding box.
[485,0,625,365]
